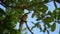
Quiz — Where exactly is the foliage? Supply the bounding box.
[0,0,60,34]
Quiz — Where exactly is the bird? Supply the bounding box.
[18,12,30,32]
[20,13,28,28]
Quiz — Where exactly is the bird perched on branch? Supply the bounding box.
[19,12,30,32]
[20,13,28,27]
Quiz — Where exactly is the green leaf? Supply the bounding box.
[0,8,5,15]
[59,30,60,34]
[0,25,5,34]
[44,0,49,3]
[32,0,42,3]
[51,23,56,32]
[55,0,60,3]
[31,24,36,30]
[36,23,40,27]
[0,8,6,20]
[10,29,20,34]
[47,30,49,34]
[53,8,60,24]
[43,25,47,33]
[36,16,41,21]
[43,17,54,24]
[54,1,57,8]
[47,23,51,28]
[22,27,27,31]
[53,8,60,19]
[57,8,60,20]
[31,23,42,32]
[36,4,48,14]
[27,6,33,11]
[2,15,16,30]
[0,15,6,21]
[32,12,35,18]
[47,11,53,16]
[10,30,17,34]
[35,23,42,31]
[24,32,27,34]
[39,24,42,32]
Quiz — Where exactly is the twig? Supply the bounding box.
[25,21,34,34]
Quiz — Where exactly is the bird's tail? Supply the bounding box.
[19,20,24,34]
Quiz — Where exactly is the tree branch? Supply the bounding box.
[0,0,57,10]
[25,21,34,34]
[1,1,44,10]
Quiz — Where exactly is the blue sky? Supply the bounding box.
[0,1,60,34]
